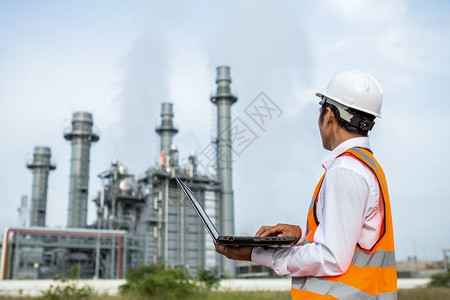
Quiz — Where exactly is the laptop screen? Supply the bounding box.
[178,179,220,241]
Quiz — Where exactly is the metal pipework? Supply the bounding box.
[169,145,179,167]
[187,152,197,178]
[64,111,99,228]
[210,66,237,277]
[26,146,56,227]
[155,103,178,159]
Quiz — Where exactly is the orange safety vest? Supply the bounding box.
[291,147,397,299]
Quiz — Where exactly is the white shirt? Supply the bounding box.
[251,137,384,277]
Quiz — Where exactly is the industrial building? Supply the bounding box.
[1,66,238,279]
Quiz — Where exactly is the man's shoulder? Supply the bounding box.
[328,155,374,179]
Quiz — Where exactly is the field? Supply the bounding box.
[1,288,450,300]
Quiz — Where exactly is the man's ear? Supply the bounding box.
[325,107,334,125]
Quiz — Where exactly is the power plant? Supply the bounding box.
[0,66,238,280]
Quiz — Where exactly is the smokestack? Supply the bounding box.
[155,103,178,162]
[64,111,99,228]
[210,66,237,277]
[26,146,56,226]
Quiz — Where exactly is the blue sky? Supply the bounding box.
[1,0,449,262]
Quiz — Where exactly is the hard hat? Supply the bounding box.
[316,70,383,118]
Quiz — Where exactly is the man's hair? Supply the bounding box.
[319,102,375,137]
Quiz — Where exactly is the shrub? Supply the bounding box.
[70,265,80,279]
[197,268,220,290]
[120,264,199,299]
[428,272,450,288]
[40,279,93,300]
[39,265,94,300]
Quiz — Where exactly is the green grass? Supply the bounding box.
[1,288,450,300]
[0,292,291,300]
[398,287,450,300]
[190,291,291,300]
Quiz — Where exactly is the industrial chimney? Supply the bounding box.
[155,103,178,164]
[210,66,237,277]
[64,112,99,228]
[26,146,56,227]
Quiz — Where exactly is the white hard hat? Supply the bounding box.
[316,70,383,118]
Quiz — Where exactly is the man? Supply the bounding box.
[215,70,397,299]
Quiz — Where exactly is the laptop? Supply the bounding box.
[176,178,296,247]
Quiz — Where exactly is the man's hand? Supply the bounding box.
[256,223,302,242]
[214,243,253,261]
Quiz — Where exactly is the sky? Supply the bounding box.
[1,0,449,262]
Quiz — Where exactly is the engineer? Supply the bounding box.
[215,70,397,299]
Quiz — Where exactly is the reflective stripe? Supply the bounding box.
[350,147,380,175]
[306,193,318,235]
[309,193,317,211]
[351,249,396,268]
[292,277,397,300]
[305,195,316,235]
[378,293,398,300]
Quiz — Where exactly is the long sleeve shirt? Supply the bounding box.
[251,137,384,277]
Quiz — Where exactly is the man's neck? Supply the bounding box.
[330,129,364,151]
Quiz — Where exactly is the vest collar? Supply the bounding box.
[321,137,371,170]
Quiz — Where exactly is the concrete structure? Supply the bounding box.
[211,66,237,277]
[64,112,99,228]
[26,147,56,227]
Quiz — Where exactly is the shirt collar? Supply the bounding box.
[322,137,371,170]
